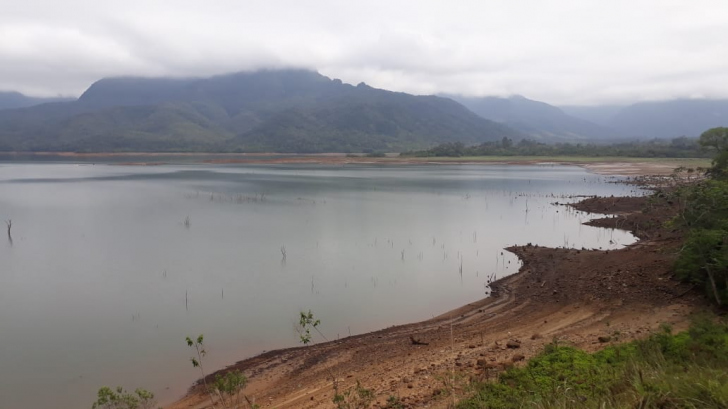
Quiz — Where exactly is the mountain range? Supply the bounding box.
[562,100,728,139]
[0,91,73,111]
[0,69,726,153]
[0,70,518,153]
[448,95,616,142]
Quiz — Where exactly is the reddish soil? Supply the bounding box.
[167,189,706,409]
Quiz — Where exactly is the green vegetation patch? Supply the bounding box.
[407,155,711,166]
[403,137,713,159]
[458,317,728,409]
[672,127,728,306]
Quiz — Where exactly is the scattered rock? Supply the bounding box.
[506,340,521,349]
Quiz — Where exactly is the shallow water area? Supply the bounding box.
[0,163,642,408]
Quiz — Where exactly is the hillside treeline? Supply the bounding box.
[404,136,711,158]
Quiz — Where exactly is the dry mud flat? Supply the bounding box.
[168,192,704,409]
[203,156,702,176]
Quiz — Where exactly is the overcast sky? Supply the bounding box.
[1,0,727,105]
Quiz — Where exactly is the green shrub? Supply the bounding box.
[91,386,158,409]
[458,317,728,408]
[213,370,248,408]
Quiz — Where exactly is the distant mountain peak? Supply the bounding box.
[448,94,615,142]
[607,99,728,138]
[0,69,520,153]
[0,91,75,110]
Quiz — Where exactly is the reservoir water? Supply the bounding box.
[0,163,641,408]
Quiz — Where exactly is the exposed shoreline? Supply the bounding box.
[0,151,710,176]
[165,166,705,409]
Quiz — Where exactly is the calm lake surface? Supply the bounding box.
[0,163,641,408]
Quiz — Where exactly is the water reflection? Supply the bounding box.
[0,163,642,409]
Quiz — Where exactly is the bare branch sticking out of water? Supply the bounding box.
[5,219,11,245]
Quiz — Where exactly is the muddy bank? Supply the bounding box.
[167,187,704,409]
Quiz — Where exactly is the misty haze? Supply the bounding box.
[1,1,727,409]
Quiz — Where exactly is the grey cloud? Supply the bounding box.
[1,0,727,105]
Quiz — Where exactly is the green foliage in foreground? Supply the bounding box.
[675,223,728,305]
[458,317,728,409]
[91,386,158,409]
[297,309,321,345]
[699,127,728,179]
[673,127,728,306]
[213,369,249,408]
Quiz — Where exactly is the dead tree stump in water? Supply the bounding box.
[5,219,12,245]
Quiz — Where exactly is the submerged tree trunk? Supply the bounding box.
[5,220,11,246]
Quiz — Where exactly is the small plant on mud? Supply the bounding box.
[91,386,159,409]
[332,380,375,409]
[186,334,257,408]
[213,369,252,408]
[296,310,376,409]
[186,334,216,407]
[297,310,321,345]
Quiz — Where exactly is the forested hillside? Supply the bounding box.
[0,70,519,153]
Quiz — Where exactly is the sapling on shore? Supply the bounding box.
[296,310,321,345]
[186,334,216,408]
[185,334,257,409]
[213,370,249,409]
[296,310,374,409]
